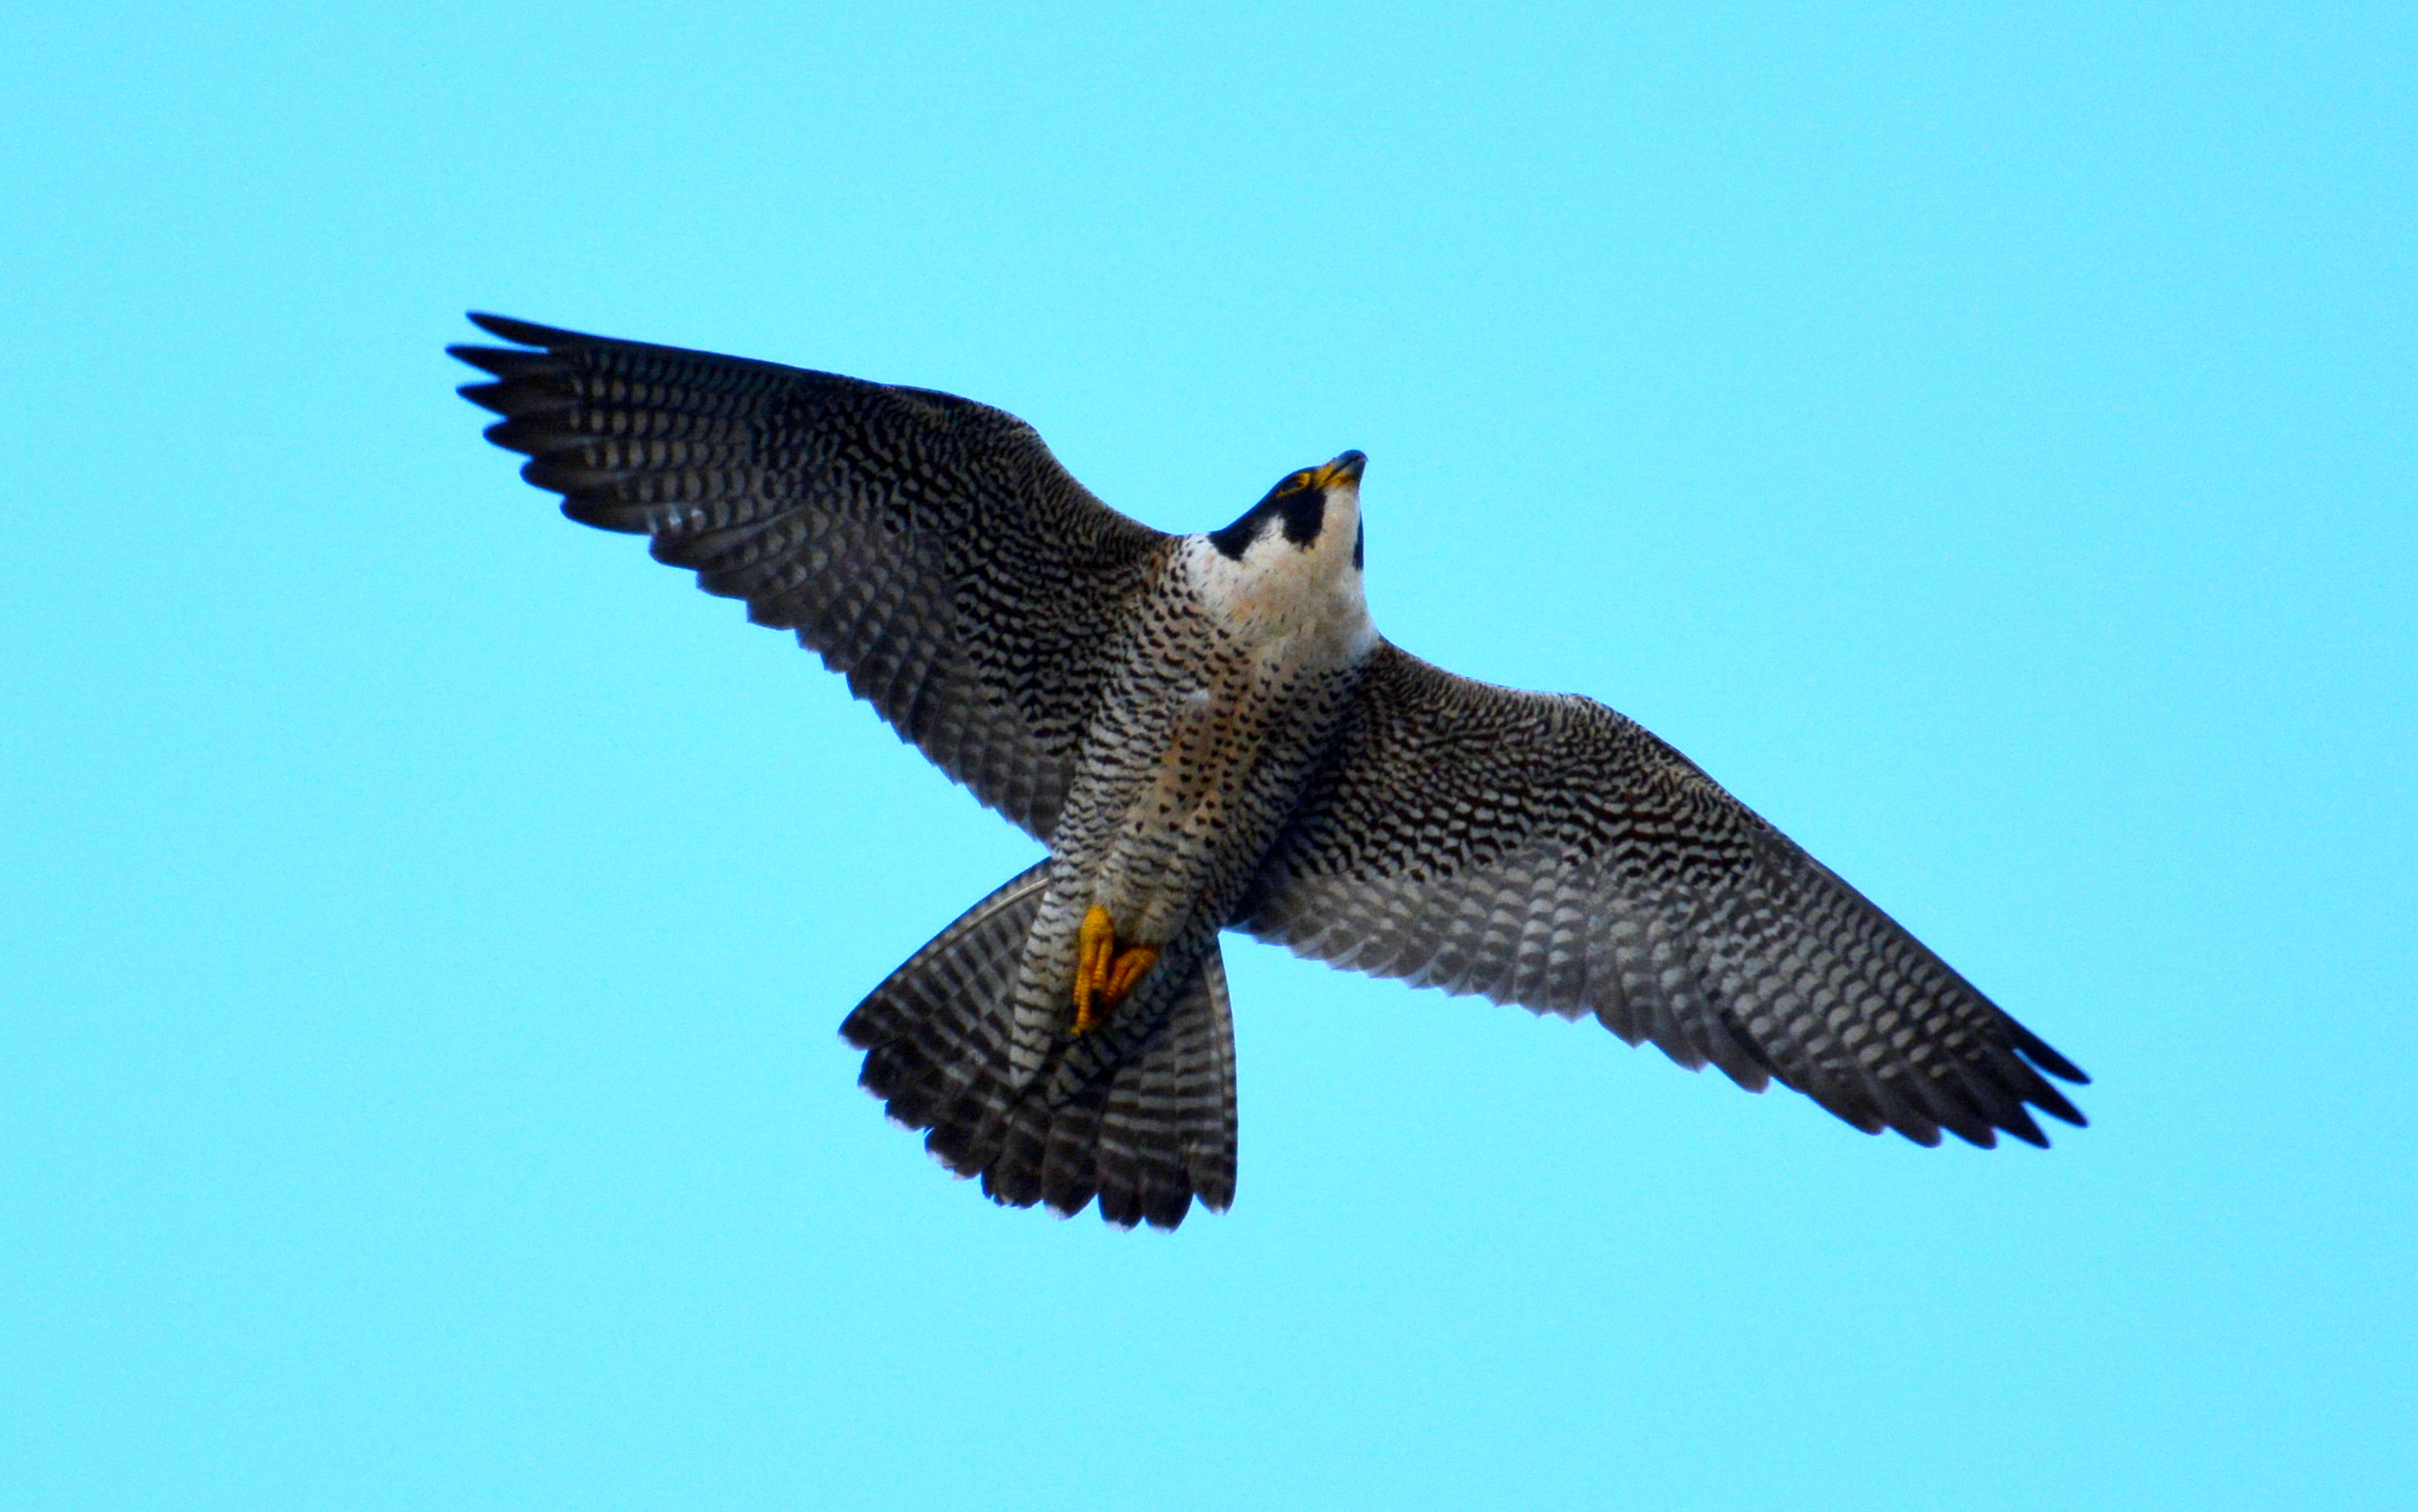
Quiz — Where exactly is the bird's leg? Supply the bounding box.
[1071,905,1162,1035]
[1074,906,1116,1034]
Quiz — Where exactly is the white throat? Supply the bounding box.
[1182,481,1375,662]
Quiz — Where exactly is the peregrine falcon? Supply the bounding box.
[451,314,2089,1230]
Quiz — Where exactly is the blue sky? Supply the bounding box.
[5,3,2412,1507]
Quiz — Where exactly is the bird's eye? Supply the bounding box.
[1283,471,1314,493]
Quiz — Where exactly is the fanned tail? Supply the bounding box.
[841,865,1239,1229]
[842,863,1050,1141]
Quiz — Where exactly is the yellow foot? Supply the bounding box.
[1074,905,1116,1035]
[1071,905,1163,1036]
[1104,942,1160,1006]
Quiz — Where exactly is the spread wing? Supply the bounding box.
[450,314,1172,840]
[1236,643,2089,1147]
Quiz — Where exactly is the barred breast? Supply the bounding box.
[1005,537,1371,1040]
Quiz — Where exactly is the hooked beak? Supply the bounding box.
[1314,450,1368,488]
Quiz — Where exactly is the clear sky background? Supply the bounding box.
[5,4,2412,1508]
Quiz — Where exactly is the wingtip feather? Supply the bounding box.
[2011,1022,2090,1086]
[465,311,588,348]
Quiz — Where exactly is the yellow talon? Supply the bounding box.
[1071,905,1161,1035]
[1074,905,1116,1035]
[1104,942,1160,1006]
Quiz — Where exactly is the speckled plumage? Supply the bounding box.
[452,314,2088,1230]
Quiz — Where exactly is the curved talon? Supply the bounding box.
[1074,905,1116,1035]
[1104,943,1160,1006]
[1071,906,1163,1036]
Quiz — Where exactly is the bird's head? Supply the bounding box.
[1207,450,1368,574]
[1191,450,1373,651]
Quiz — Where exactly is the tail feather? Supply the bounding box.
[842,863,1046,1142]
[1034,1083,1109,1217]
[842,866,1240,1229]
[1098,951,1236,1224]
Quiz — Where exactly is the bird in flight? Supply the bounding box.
[452,314,2088,1230]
